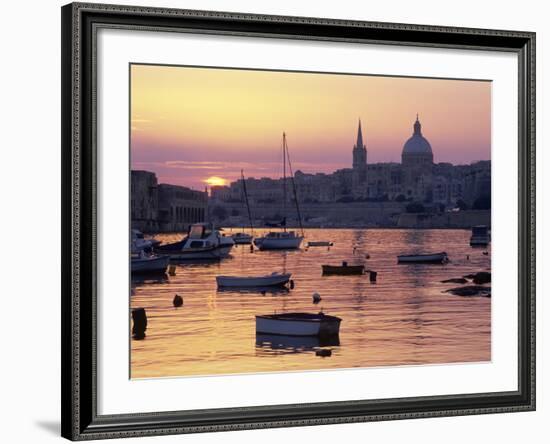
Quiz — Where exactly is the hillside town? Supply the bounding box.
[131,117,491,232]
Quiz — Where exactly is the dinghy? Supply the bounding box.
[322,262,364,275]
[397,252,448,264]
[216,272,291,288]
[307,241,333,247]
[131,252,170,274]
[255,312,342,337]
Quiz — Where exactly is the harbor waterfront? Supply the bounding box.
[130,228,491,379]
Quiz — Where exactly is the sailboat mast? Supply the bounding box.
[282,132,287,232]
[284,136,305,238]
[241,169,254,234]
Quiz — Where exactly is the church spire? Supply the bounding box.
[356,118,364,148]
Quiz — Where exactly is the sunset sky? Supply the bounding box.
[130,64,491,190]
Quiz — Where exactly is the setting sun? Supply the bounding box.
[204,176,228,187]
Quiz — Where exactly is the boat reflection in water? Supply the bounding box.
[256,333,340,354]
[131,273,169,286]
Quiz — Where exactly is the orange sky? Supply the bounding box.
[130,64,491,190]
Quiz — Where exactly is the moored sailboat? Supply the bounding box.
[254,132,304,250]
[231,169,255,245]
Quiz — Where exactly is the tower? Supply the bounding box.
[352,119,367,193]
[353,119,367,169]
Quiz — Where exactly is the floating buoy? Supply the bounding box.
[173,294,183,307]
[483,251,489,256]
[466,255,470,261]
[365,253,370,259]
[289,280,295,289]
[168,264,176,276]
[312,292,322,304]
[316,349,332,357]
[131,308,147,340]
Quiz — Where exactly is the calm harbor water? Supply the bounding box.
[130,228,491,379]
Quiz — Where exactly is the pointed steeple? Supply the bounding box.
[413,114,422,135]
[356,118,364,148]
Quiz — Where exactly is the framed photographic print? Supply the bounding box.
[61,2,536,440]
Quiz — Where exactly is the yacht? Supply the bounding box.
[155,223,234,260]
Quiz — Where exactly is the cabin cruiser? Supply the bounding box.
[155,223,234,260]
[131,229,160,253]
[254,231,303,250]
[231,232,253,244]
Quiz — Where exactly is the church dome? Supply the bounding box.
[402,116,432,155]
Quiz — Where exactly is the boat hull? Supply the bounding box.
[159,245,233,260]
[254,236,303,250]
[217,273,291,288]
[322,265,364,275]
[131,255,170,274]
[397,252,448,264]
[308,241,333,247]
[470,237,490,247]
[231,234,253,244]
[255,313,341,337]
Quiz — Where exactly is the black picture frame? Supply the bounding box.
[61,2,536,440]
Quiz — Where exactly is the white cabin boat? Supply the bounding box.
[470,225,490,247]
[254,231,303,250]
[216,272,291,288]
[231,232,253,244]
[131,229,161,253]
[131,251,170,274]
[155,223,234,260]
[397,252,448,264]
[255,312,342,337]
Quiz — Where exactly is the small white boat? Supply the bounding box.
[397,252,448,264]
[231,232,253,244]
[155,223,234,260]
[470,225,490,247]
[254,231,303,250]
[307,241,333,247]
[131,252,170,274]
[216,272,291,288]
[255,312,342,337]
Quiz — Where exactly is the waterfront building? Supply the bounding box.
[131,170,159,232]
[131,170,207,232]
[157,184,208,232]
